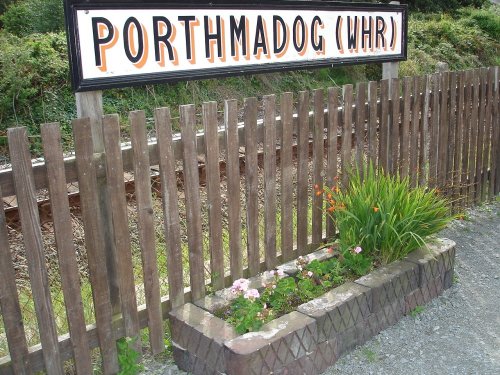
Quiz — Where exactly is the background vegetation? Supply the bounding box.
[0,0,499,155]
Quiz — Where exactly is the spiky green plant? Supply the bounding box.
[324,164,456,264]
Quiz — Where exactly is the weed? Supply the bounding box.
[409,306,425,317]
[361,348,378,362]
[117,337,144,375]
[453,274,460,284]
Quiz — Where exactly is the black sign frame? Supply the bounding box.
[64,0,408,92]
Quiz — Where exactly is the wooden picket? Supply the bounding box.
[41,123,92,373]
[1,67,499,374]
[281,92,295,262]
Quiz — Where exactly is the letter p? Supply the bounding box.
[92,17,118,72]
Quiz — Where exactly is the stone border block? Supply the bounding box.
[169,303,238,374]
[355,260,419,313]
[224,312,317,375]
[297,282,371,342]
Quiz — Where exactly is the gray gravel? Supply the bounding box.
[141,201,500,374]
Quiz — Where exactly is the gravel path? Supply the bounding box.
[141,201,500,374]
[327,201,500,375]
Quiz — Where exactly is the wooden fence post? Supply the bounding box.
[75,91,121,314]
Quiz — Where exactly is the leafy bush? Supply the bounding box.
[1,0,64,36]
[0,31,72,136]
[324,165,455,264]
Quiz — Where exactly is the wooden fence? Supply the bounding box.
[0,67,499,374]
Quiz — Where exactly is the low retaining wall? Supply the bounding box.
[170,239,456,375]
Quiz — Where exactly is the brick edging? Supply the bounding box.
[170,238,456,375]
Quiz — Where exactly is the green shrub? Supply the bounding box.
[407,0,488,13]
[324,165,456,264]
[0,31,73,142]
[1,0,64,36]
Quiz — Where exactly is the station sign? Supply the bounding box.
[64,0,407,92]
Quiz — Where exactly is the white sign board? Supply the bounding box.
[64,1,407,91]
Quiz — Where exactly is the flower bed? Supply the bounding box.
[169,238,456,375]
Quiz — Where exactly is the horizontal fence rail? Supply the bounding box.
[0,67,499,374]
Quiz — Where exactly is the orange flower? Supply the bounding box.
[334,176,340,181]
[328,206,335,213]
[316,190,323,197]
[373,207,379,213]
[327,193,333,200]
[314,184,320,190]
[329,199,335,206]
[333,186,340,193]
[327,247,335,254]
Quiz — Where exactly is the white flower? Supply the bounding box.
[307,271,313,277]
[243,289,260,300]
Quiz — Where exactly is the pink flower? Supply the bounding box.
[244,289,260,300]
[269,270,276,276]
[277,269,285,277]
[230,278,250,294]
[307,271,313,277]
[354,246,362,254]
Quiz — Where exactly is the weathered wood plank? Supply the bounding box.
[367,81,378,168]
[454,72,465,210]
[342,84,353,182]
[482,67,494,200]
[244,97,260,277]
[155,107,185,308]
[390,78,400,175]
[312,89,324,244]
[224,100,243,280]
[474,68,487,203]
[102,114,142,355]
[379,80,390,173]
[429,73,440,188]
[263,95,277,268]
[41,123,92,374]
[409,76,420,187]
[296,92,310,255]
[419,75,431,187]
[437,72,450,189]
[180,105,205,300]
[468,70,480,204]
[202,102,225,290]
[72,118,119,375]
[461,71,473,207]
[447,72,458,203]
[0,186,31,375]
[355,82,366,176]
[326,87,340,239]
[8,127,64,375]
[401,77,412,178]
[129,111,164,354]
[280,92,294,262]
[490,69,500,196]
